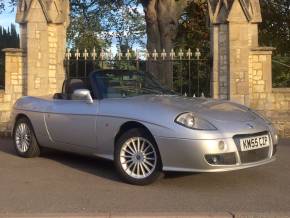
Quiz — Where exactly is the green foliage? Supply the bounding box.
[259,0,290,56]
[259,0,290,87]
[67,14,107,50]
[0,24,19,49]
[110,5,146,49]
[68,0,121,49]
[175,1,209,54]
[112,49,140,71]
[174,1,210,96]
[68,0,145,50]
[272,56,290,88]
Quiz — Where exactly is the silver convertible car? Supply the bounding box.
[11,70,278,185]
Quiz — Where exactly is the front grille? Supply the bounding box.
[239,147,269,163]
[233,131,271,164]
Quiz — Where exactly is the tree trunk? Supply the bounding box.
[141,0,190,88]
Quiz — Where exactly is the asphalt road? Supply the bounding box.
[0,138,290,215]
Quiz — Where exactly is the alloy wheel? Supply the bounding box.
[120,137,157,179]
[15,123,32,153]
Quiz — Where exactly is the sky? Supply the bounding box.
[0,9,17,30]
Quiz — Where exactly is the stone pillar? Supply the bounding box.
[208,0,262,105]
[248,47,275,109]
[16,0,69,96]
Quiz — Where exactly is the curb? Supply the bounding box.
[0,212,290,218]
[0,213,233,218]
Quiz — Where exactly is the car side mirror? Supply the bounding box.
[72,89,93,104]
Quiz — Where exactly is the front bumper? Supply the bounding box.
[156,132,277,173]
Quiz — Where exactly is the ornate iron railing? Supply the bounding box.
[64,48,211,97]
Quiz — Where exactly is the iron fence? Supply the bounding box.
[64,48,211,97]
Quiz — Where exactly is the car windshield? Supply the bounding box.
[93,71,175,98]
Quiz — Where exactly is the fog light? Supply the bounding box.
[205,153,236,165]
[218,141,226,151]
[212,156,218,164]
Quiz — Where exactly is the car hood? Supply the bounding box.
[119,95,256,122]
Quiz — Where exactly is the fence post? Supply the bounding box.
[195,48,201,97]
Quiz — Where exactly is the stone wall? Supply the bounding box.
[0,49,26,134]
[0,0,69,134]
[249,49,290,137]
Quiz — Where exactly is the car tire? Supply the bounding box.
[13,117,40,158]
[114,128,162,185]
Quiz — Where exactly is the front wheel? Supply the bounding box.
[13,117,40,158]
[114,128,162,185]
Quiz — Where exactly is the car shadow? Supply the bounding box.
[40,147,123,183]
[0,137,198,183]
[40,148,198,182]
[0,137,16,155]
[0,138,121,182]
[164,171,200,179]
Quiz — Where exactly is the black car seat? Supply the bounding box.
[65,79,87,100]
[53,79,88,100]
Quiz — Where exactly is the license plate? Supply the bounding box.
[240,135,270,151]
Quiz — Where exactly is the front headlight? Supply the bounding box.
[175,112,217,130]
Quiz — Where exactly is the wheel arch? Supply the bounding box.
[114,121,163,166]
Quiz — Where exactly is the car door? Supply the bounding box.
[44,99,99,149]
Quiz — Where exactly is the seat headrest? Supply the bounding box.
[66,79,87,94]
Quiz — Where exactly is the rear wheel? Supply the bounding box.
[114,128,162,185]
[13,117,40,158]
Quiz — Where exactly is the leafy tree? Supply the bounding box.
[173,0,210,96]
[68,0,115,50]
[175,0,209,53]
[139,0,194,87]
[110,5,146,50]
[259,0,290,56]
[259,0,290,87]
[68,0,146,52]
[0,24,19,49]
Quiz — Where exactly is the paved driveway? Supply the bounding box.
[0,138,289,215]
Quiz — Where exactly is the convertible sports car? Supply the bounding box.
[11,70,278,185]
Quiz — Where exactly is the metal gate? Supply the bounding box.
[64,48,211,97]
